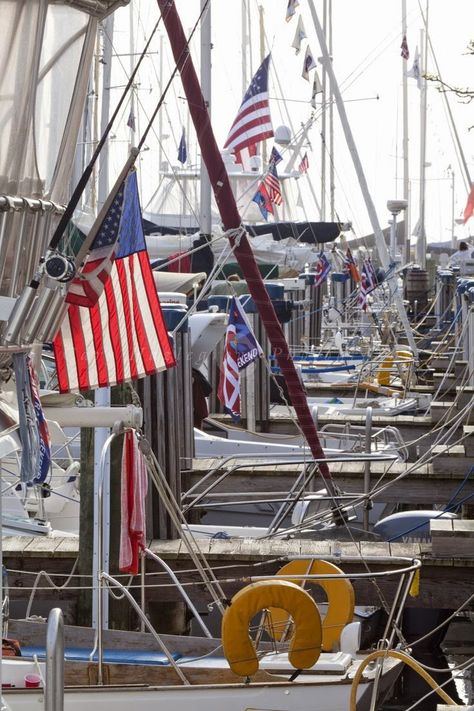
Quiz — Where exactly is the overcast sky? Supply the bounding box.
[110,0,474,244]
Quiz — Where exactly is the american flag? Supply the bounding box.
[65,182,126,307]
[298,152,309,174]
[218,297,262,421]
[358,259,377,311]
[263,162,283,206]
[53,171,176,393]
[223,55,273,159]
[313,253,331,287]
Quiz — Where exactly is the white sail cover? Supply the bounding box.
[0,1,127,201]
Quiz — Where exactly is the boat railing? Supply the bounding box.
[45,607,64,711]
[350,350,415,406]
[318,421,408,461]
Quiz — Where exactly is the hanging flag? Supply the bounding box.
[65,180,126,307]
[311,71,323,107]
[313,253,331,286]
[358,259,377,311]
[463,184,474,224]
[126,109,136,132]
[400,35,410,60]
[343,247,361,282]
[302,45,317,81]
[53,171,176,393]
[407,47,422,89]
[119,430,148,575]
[218,297,263,421]
[263,161,283,206]
[286,0,299,22]
[178,127,187,164]
[298,152,309,174]
[27,356,51,484]
[224,55,273,160]
[252,182,274,220]
[291,15,307,54]
[269,146,283,166]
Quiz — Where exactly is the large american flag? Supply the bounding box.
[53,172,175,393]
[223,55,273,159]
[65,184,125,307]
[263,161,283,206]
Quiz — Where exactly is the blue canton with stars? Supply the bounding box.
[89,186,125,252]
[241,54,271,104]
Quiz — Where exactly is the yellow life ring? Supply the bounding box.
[221,579,322,677]
[377,350,413,387]
[265,559,355,652]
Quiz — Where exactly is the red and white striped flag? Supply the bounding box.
[298,152,309,174]
[224,55,273,160]
[53,172,175,393]
[263,161,283,206]
[218,297,263,421]
[65,181,126,307]
[120,430,148,575]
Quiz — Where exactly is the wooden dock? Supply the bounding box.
[3,532,474,615]
[188,457,474,506]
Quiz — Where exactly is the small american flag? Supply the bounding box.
[224,55,273,159]
[65,182,126,307]
[358,259,377,311]
[263,161,283,206]
[53,171,175,393]
[400,35,410,60]
[298,152,309,174]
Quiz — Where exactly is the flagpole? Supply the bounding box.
[402,0,410,264]
[320,0,327,221]
[307,0,418,357]
[158,0,341,499]
[92,12,115,633]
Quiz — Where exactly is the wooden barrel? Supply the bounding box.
[404,268,429,310]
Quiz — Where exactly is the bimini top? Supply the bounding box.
[50,0,130,18]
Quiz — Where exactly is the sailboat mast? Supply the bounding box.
[416,26,428,269]
[199,0,212,236]
[320,0,327,220]
[157,0,338,491]
[307,0,418,356]
[402,0,410,263]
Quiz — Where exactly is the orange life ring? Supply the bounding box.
[265,559,355,652]
[221,579,322,677]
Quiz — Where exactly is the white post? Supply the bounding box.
[451,168,456,249]
[200,0,212,236]
[307,0,418,357]
[92,13,114,630]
